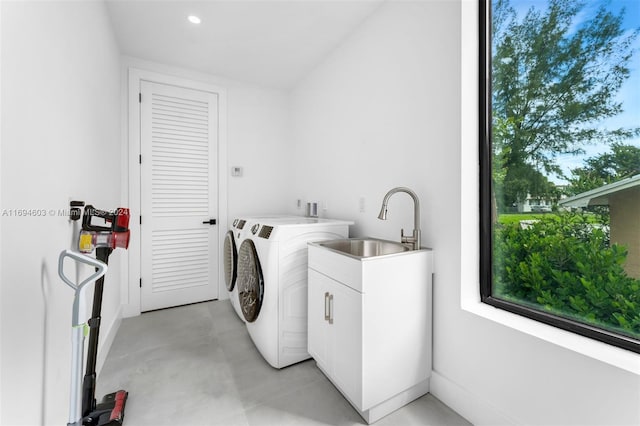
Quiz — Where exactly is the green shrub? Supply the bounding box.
[494,213,640,338]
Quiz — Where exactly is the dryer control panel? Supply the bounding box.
[258,226,274,239]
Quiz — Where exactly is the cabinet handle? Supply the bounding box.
[328,294,334,325]
[324,292,330,322]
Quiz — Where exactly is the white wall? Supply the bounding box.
[291,1,640,425]
[1,2,122,424]
[226,85,292,218]
[290,1,457,242]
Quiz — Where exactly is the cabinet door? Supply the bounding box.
[308,269,330,369]
[330,278,362,407]
[308,269,363,408]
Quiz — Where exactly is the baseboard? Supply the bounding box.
[429,370,517,426]
[96,305,122,376]
[121,302,140,318]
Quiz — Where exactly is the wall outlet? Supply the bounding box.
[359,197,366,213]
[231,166,243,177]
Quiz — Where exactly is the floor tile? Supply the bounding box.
[97,300,472,426]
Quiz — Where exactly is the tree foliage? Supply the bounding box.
[492,0,639,209]
[567,143,640,195]
[494,214,640,337]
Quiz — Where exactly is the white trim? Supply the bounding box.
[124,67,228,317]
[460,0,640,376]
[430,371,516,426]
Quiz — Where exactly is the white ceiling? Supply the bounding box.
[105,0,385,89]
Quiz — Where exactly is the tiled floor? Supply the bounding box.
[97,300,471,426]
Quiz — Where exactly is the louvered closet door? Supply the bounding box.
[140,81,219,311]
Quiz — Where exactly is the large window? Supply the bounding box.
[480,0,640,353]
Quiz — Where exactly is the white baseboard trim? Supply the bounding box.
[96,305,122,376]
[121,302,140,318]
[430,370,517,426]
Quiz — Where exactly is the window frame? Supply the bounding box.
[478,0,640,354]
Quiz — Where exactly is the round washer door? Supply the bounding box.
[236,239,264,323]
[223,230,237,292]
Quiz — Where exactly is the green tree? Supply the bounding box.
[567,143,640,195]
[492,0,639,210]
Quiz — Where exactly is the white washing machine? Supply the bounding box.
[236,217,352,368]
[224,216,301,321]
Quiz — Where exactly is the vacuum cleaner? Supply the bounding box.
[60,203,131,426]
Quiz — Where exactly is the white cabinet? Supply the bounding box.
[307,243,433,424]
[308,269,361,402]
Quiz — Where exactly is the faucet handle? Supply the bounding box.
[401,228,416,245]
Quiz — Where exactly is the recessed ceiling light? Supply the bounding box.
[187,15,201,24]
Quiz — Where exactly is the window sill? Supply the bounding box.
[461,297,640,375]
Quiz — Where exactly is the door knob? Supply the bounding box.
[202,219,217,225]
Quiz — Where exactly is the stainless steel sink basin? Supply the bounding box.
[317,238,411,258]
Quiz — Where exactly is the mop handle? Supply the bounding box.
[58,249,107,292]
[58,250,107,426]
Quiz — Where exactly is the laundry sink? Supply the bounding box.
[316,238,410,259]
[309,238,429,294]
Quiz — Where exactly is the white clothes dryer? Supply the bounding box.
[225,216,301,322]
[223,218,252,322]
[236,217,352,368]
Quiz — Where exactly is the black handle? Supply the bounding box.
[202,219,217,225]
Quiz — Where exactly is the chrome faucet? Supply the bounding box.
[377,187,421,250]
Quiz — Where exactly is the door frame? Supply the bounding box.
[124,68,228,317]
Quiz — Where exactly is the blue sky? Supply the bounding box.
[501,0,640,183]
